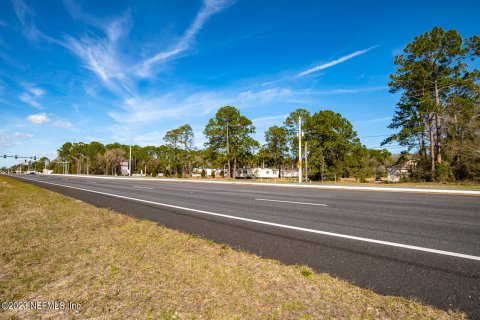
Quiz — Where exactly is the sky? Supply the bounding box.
[1,0,479,166]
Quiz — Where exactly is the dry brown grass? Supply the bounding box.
[0,176,466,319]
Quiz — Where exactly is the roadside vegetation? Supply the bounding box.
[0,176,466,319]
[3,27,479,184]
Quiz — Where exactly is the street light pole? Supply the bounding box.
[298,116,302,183]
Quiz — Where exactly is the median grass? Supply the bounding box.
[0,176,465,319]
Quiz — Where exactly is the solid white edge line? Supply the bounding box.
[256,198,328,207]
[43,174,480,195]
[13,175,480,262]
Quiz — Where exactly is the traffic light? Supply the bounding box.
[24,159,27,163]
[34,156,36,161]
[15,155,18,159]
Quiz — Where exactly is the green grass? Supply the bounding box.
[0,176,466,319]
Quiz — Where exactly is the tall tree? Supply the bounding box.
[385,27,479,180]
[204,106,256,178]
[264,125,288,177]
[164,127,182,176]
[284,108,311,155]
[307,110,361,180]
[102,148,126,175]
[164,124,194,176]
[178,124,194,176]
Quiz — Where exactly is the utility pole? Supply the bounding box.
[305,141,308,182]
[129,145,132,177]
[298,116,302,183]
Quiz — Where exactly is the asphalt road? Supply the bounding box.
[9,174,480,318]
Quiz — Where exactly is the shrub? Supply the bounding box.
[435,162,450,182]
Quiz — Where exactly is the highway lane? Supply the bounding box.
[9,174,480,317]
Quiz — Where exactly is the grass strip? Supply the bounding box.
[0,176,465,319]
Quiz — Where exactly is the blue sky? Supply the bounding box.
[1,0,479,166]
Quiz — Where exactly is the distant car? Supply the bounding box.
[26,170,36,174]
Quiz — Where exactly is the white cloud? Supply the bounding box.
[133,130,167,145]
[298,45,379,77]
[0,131,33,147]
[54,119,72,129]
[107,85,316,127]
[238,88,293,104]
[28,87,45,96]
[19,92,42,109]
[305,86,388,95]
[63,10,133,95]
[11,0,41,41]
[108,91,229,125]
[137,0,232,76]
[27,113,50,124]
[11,0,55,43]
[13,132,33,139]
[18,84,45,109]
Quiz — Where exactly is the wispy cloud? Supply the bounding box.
[238,88,294,104]
[27,112,50,124]
[19,85,45,109]
[107,86,298,126]
[0,131,33,147]
[54,119,72,129]
[62,0,232,92]
[305,86,388,95]
[13,132,33,139]
[11,0,41,41]
[19,93,42,108]
[108,90,230,125]
[107,84,385,127]
[137,0,232,77]
[63,7,133,95]
[11,0,56,43]
[252,115,288,130]
[298,45,379,77]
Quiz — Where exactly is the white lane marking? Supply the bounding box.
[133,185,154,190]
[42,174,480,195]
[12,175,480,262]
[256,198,328,207]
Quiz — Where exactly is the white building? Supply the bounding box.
[235,167,280,179]
[253,168,279,178]
[387,159,418,182]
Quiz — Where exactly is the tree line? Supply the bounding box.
[11,106,393,181]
